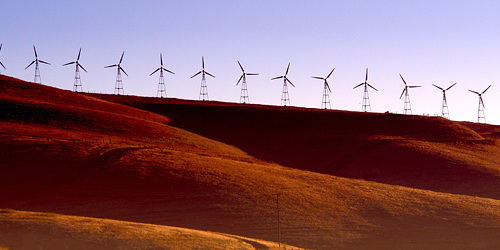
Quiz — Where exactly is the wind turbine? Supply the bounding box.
[432,83,457,119]
[63,48,87,92]
[469,85,491,123]
[312,67,335,109]
[105,51,128,95]
[0,44,6,75]
[150,53,174,98]
[190,56,215,101]
[271,63,295,106]
[399,74,421,114]
[236,61,258,104]
[25,45,51,84]
[353,68,377,112]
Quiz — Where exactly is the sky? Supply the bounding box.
[1,0,499,124]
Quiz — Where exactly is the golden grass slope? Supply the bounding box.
[0,209,290,250]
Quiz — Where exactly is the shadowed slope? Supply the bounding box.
[86,94,500,200]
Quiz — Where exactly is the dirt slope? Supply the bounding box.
[2,76,500,249]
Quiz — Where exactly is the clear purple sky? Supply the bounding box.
[1,0,499,124]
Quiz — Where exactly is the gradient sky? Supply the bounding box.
[1,0,499,124]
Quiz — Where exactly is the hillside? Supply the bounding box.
[1,75,500,249]
[0,209,288,249]
[88,94,500,200]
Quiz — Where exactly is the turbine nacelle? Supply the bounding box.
[399,74,421,99]
[191,56,215,79]
[105,51,128,76]
[63,48,87,72]
[150,53,175,76]
[312,67,335,92]
[25,45,51,70]
[272,63,295,87]
[236,60,258,86]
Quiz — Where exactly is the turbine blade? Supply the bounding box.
[160,53,163,66]
[367,83,378,91]
[480,96,485,108]
[33,45,37,58]
[63,61,76,66]
[0,61,5,69]
[353,83,364,89]
[77,48,81,60]
[150,68,160,76]
[409,85,421,88]
[325,82,331,92]
[285,63,290,76]
[39,60,51,65]
[236,75,243,85]
[202,56,205,69]
[432,84,443,91]
[312,76,324,80]
[482,85,492,94]
[446,82,457,90]
[271,76,284,80]
[327,68,335,79]
[120,67,128,76]
[246,73,259,76]
[365,68,368,82]
[25,61,35,69]
[237,60,244,72]
[400,88,406,99]
[165,68,175,74]
[191,71,202,79]
[468,90,479,95]
[105,64,118,68]
[399,74,408,86]
[0,43,2,52]
[119,51,124,64]
[78,64,87,72]
[443,93,447,104]
[286,78,295,87]
[205,71,215,78]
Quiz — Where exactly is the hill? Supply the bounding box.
[87,94,500,200]
[1,75,500,249]
[0,209,288,249]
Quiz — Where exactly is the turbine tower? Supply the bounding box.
[191,56,215,101]
[25,45,51,84]
[0,44,6,75]
[353,68,377,112]
[63,48,87,92]
[150,53,174,98]
[399,74,421,115]
[271,63,295,106]
[236,60,258,104]
[312,67,335,109]
[105,51,128,95]
[469,85,491,123]
[432,83,457,119]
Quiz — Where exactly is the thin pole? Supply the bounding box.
[277,193,281,248]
